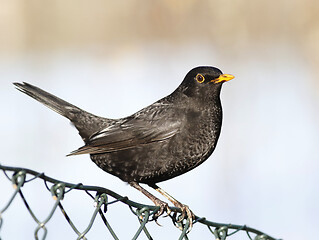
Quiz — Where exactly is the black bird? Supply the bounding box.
[14,66,234,228]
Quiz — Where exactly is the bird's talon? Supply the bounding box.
[177,211,186,222]
[165,206,172,216]
[152,199,170,220]
[169,204,195,232]
[154,218,162,227]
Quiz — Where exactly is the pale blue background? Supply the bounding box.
[1,1,318,239]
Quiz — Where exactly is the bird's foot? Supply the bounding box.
[152,198,171,221]
[170,202,195,232]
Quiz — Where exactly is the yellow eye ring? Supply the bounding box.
[196,74,205,83]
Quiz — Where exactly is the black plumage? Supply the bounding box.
[14,66,234,228]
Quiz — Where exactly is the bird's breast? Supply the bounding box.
[165,107,222,169]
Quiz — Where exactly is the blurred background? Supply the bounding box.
[1,0,318,239]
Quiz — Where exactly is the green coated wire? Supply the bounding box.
[0,164,281,240]
[97,208,120,240]
[76,193,108,240]
[133,207,151,240]
[178,219,190,240]
[34,183,65,240]
[58,202,87,240]
[0,171,25,214]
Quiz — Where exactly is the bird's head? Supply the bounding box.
[179,66,234,98]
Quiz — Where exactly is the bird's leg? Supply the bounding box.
[148,183,195,230]
[129,182,170,219]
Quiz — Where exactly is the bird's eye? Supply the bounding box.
[195,74,205,83]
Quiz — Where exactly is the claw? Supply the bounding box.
[154,218,162,227]
[171,204,195,232]
[153,200,168,217]
[151,198,172,223]
[146,183,195,232]
[163,206,172,217]
[177,211,186,223]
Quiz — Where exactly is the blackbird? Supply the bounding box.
[14,66,234,228]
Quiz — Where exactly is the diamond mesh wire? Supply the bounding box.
[0,164,280,240]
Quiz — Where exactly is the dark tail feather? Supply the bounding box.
[13,82,110,142]
[14,82,79,118]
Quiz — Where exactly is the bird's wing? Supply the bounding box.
[68,104,182,155]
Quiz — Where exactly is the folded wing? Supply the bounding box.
[68,104,182,156]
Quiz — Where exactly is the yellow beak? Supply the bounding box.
[213,74,235,83]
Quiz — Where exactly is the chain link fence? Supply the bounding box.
[0,164,280,240]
